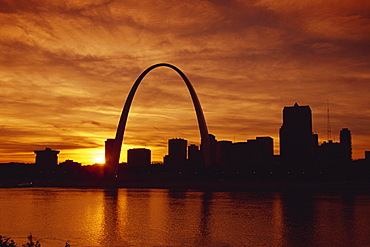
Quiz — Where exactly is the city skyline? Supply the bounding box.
[1,0,370,164]
[1,103,366,166]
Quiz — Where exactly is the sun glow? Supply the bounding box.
[93,154,105,164]
[70,148,106,165]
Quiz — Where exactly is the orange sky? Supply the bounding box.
[1,0,370,164]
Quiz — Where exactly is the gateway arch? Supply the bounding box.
[105,63,212,176]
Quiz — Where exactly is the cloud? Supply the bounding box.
[0,0,369,163]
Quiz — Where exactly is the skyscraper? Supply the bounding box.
[208,134,217,166]
[104,138,116,177]
[279,103,313,170]
[165,138,188,167]
[255,137,274,168]
[340,128,352,162]
[188,144,201,167]
[127,148,151,167]
[216,141,232,166]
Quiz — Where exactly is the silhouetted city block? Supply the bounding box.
[314,128,352,176]
[164,138,188,167]
[188,144,202,167]
[127,148,151,167]
[366,151,370,161]
[3,102,370,186]
[59,159,82,167]
[34,147,60,168]
[216,141,232,166]
[208,134,217,165]
[340,128,352,162]
[280,103,314,170]
[104,138,116,176]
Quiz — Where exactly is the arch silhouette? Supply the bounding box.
[106,63,211,175]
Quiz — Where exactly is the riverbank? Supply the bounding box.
[1,179,370,194]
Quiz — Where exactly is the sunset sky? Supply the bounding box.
[1,0,370,164]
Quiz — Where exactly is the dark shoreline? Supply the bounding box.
[2,179,370,194]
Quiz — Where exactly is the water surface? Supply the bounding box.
[1,188,369,246]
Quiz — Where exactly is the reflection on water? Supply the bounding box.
[281,192,315,246]
[102,189,124,246]
[1,188,370,246]
[199,191,212,241]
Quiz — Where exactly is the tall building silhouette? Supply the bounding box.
[340,128,352,162]
[312,128,352,173]
[279,103,314,170]
[164,138,188,167]
[34,147,60,167]
[127,148,151,167]
[208,134,217,166]
[317,140,343,172]
[216,141,232,166]
[188,144,201,167]
[255,137,274,169]
[228,137,274,171]
[365,151,370,163]
[104,139,116,176]
[230,142,248,170]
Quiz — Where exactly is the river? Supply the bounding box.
[0,188,369,246]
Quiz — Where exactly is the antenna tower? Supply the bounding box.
[327,100,332,141]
